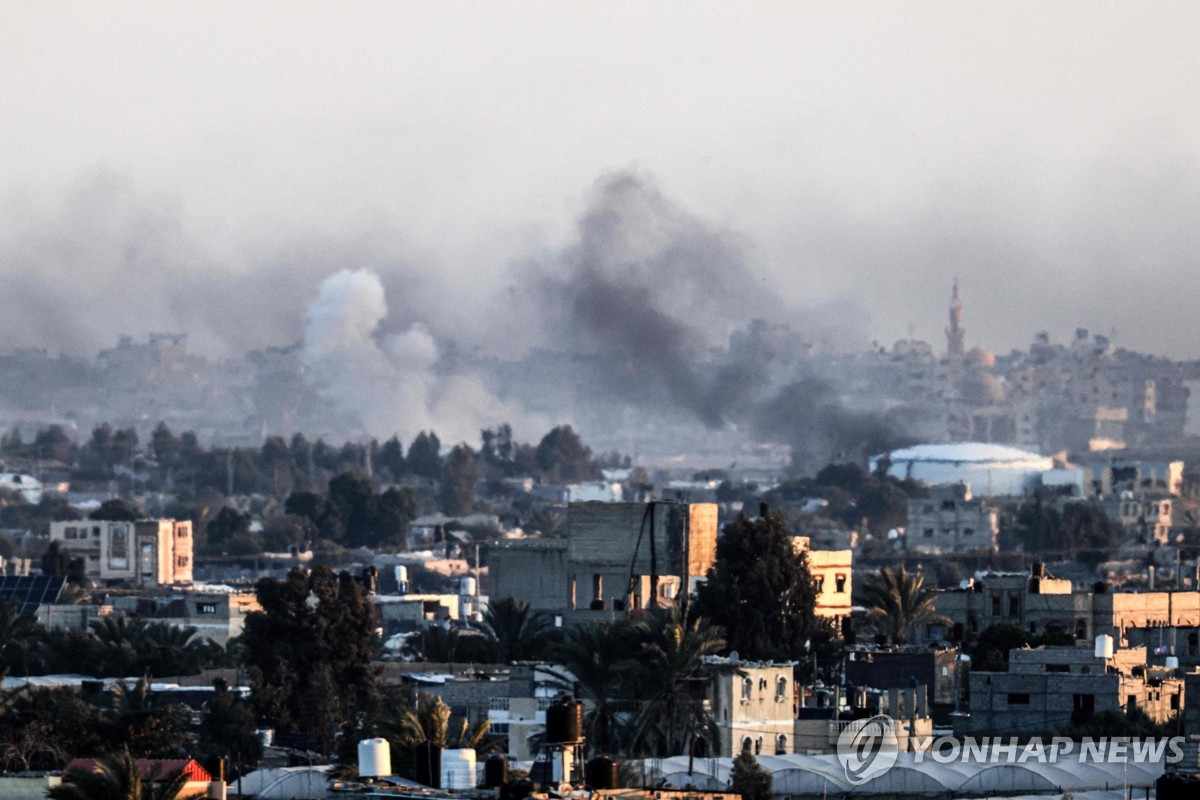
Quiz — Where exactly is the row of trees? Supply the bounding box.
[0,603,228,679]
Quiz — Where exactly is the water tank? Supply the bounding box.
[1094,581,1109,594]
[545,698,584,743]
[1031,562,1045,578]
[440,748,476,790]
[395,565,409,594]
[1166,656,1180,669]
[415,742,443,788]
[585,757,619,789]
[484,755,508,788]
[357,738,392,778]
[460,576,477,596]
[1095,634,1114,659]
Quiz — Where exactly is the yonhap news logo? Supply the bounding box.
[837,715,900,785]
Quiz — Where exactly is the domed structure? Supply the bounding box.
[964,346,995,369]
[870,443,1053,496]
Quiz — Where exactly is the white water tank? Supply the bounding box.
[1094,634,1114,659]
[460,576,477,596]
[358,738,392,778]
[1166,656,1180,669]
[441,748,476,790]
[395,565,409,593]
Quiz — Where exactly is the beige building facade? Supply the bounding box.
[50,518,193,585]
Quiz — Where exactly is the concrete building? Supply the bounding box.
[967,645,1184,736]
[920,566,1200,671]
[489,502,717,625]
[50,519,193,585]
[704,657,795,756]
[111,586,260,645]
[1109,491,1174,545]
[905,483,999,554]
[792,536,852,619]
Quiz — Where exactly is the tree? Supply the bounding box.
[199,679,263,775]
[205,506,251,553]
[694,511,818,660]
[969,623,1029,671]
[534,425,599,482]
[627,603,724,757]
[49,748,188,800]
[481,597,553,662]
[378,436,405,479]
[104,677,192,758]
[548,621,634,756]
[862,565,943,644]
[438,445,478,515]
[0,599,40,676]
[239,567,379,754]
[407,432,442,482]
[730,751,773,800]
[91,499,142,521]
[0,688,103,771]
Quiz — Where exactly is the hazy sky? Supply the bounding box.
[3,2,1199,358]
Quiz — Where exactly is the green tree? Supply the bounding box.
[548,621,634,756]
[730,751,773,800]
[239,567,379,754]
[627,603,724,757]
[199,679,263,775]
[90,499,142,521]
[0,599,39,675]
[969,623,1029,671]
[104,677,192,758]
[407,431,442,482]
[48,748,188,800]
[862,565,943,644]
[534,425,599,482]
[694,511,818,660]
[0,688,103,771]
[438,444,478,515]
[481,597,553,663]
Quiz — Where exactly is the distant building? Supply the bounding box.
[489,501,717,625]
[967,645,1184,736]
[871,443,1054,497]
[704,657,794,756]
[905,483,999,554]
[49,519,193,585]
[1108,491,1174,545]
[792,536,852,619]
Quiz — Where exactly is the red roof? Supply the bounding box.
[63,758,213,783]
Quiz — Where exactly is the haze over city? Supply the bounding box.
[3,2,1199,367]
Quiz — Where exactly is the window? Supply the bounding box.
[1007,693,1030,705]
[835,574,846,593]
[1073,693,1095,719]
[992,594,1002,615]
[942,500,956,510]
[924,528,935,538]
[775,735,788,755]
[1029,623,1038,634]
[741,738,753,754]
[755,738,762,755]
[65,526,77,540]
[1009,596,1020,617]
[176,556,189,568]
[1075,619,1088,640]
[1171,694,1181,710]
[776,676,788,699]
[197,603,217,615]
[176,527,189,538]
[742,677,753,701]
[109,524,129,569]
[1045,664,1070,673]
[758,677,768,691]
[814,575,825,592]
[963,527,975,536]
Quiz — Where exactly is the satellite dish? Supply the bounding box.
[730,650,739,664]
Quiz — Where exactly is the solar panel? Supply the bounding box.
[0,575,66,616]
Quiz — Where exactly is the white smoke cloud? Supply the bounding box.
[300,268,548,445]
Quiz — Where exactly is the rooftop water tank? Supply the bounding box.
[1095,634,1114,659]
[545,698,584,744]
[461,576,477,596]
[357,738,391,778]
[441,748,476,790]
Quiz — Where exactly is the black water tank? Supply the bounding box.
[1031,561,1045,578]
[1094,581,1109,594]
[414,742,442,788]
[585,757,619,789]
[484,755,509,788]
[545,698,584,743]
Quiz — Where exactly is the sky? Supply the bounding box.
[2,2,1199,359]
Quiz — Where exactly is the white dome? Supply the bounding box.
[871,443,1053,496]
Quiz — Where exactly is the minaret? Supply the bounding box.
[946,279,965,357]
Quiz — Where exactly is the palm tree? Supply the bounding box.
[48,748,188,800]
[481,597,552,662]
[547,622,634,756]
[377,692,498,751]
[862,565,944,644]
[627,602,724,757]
